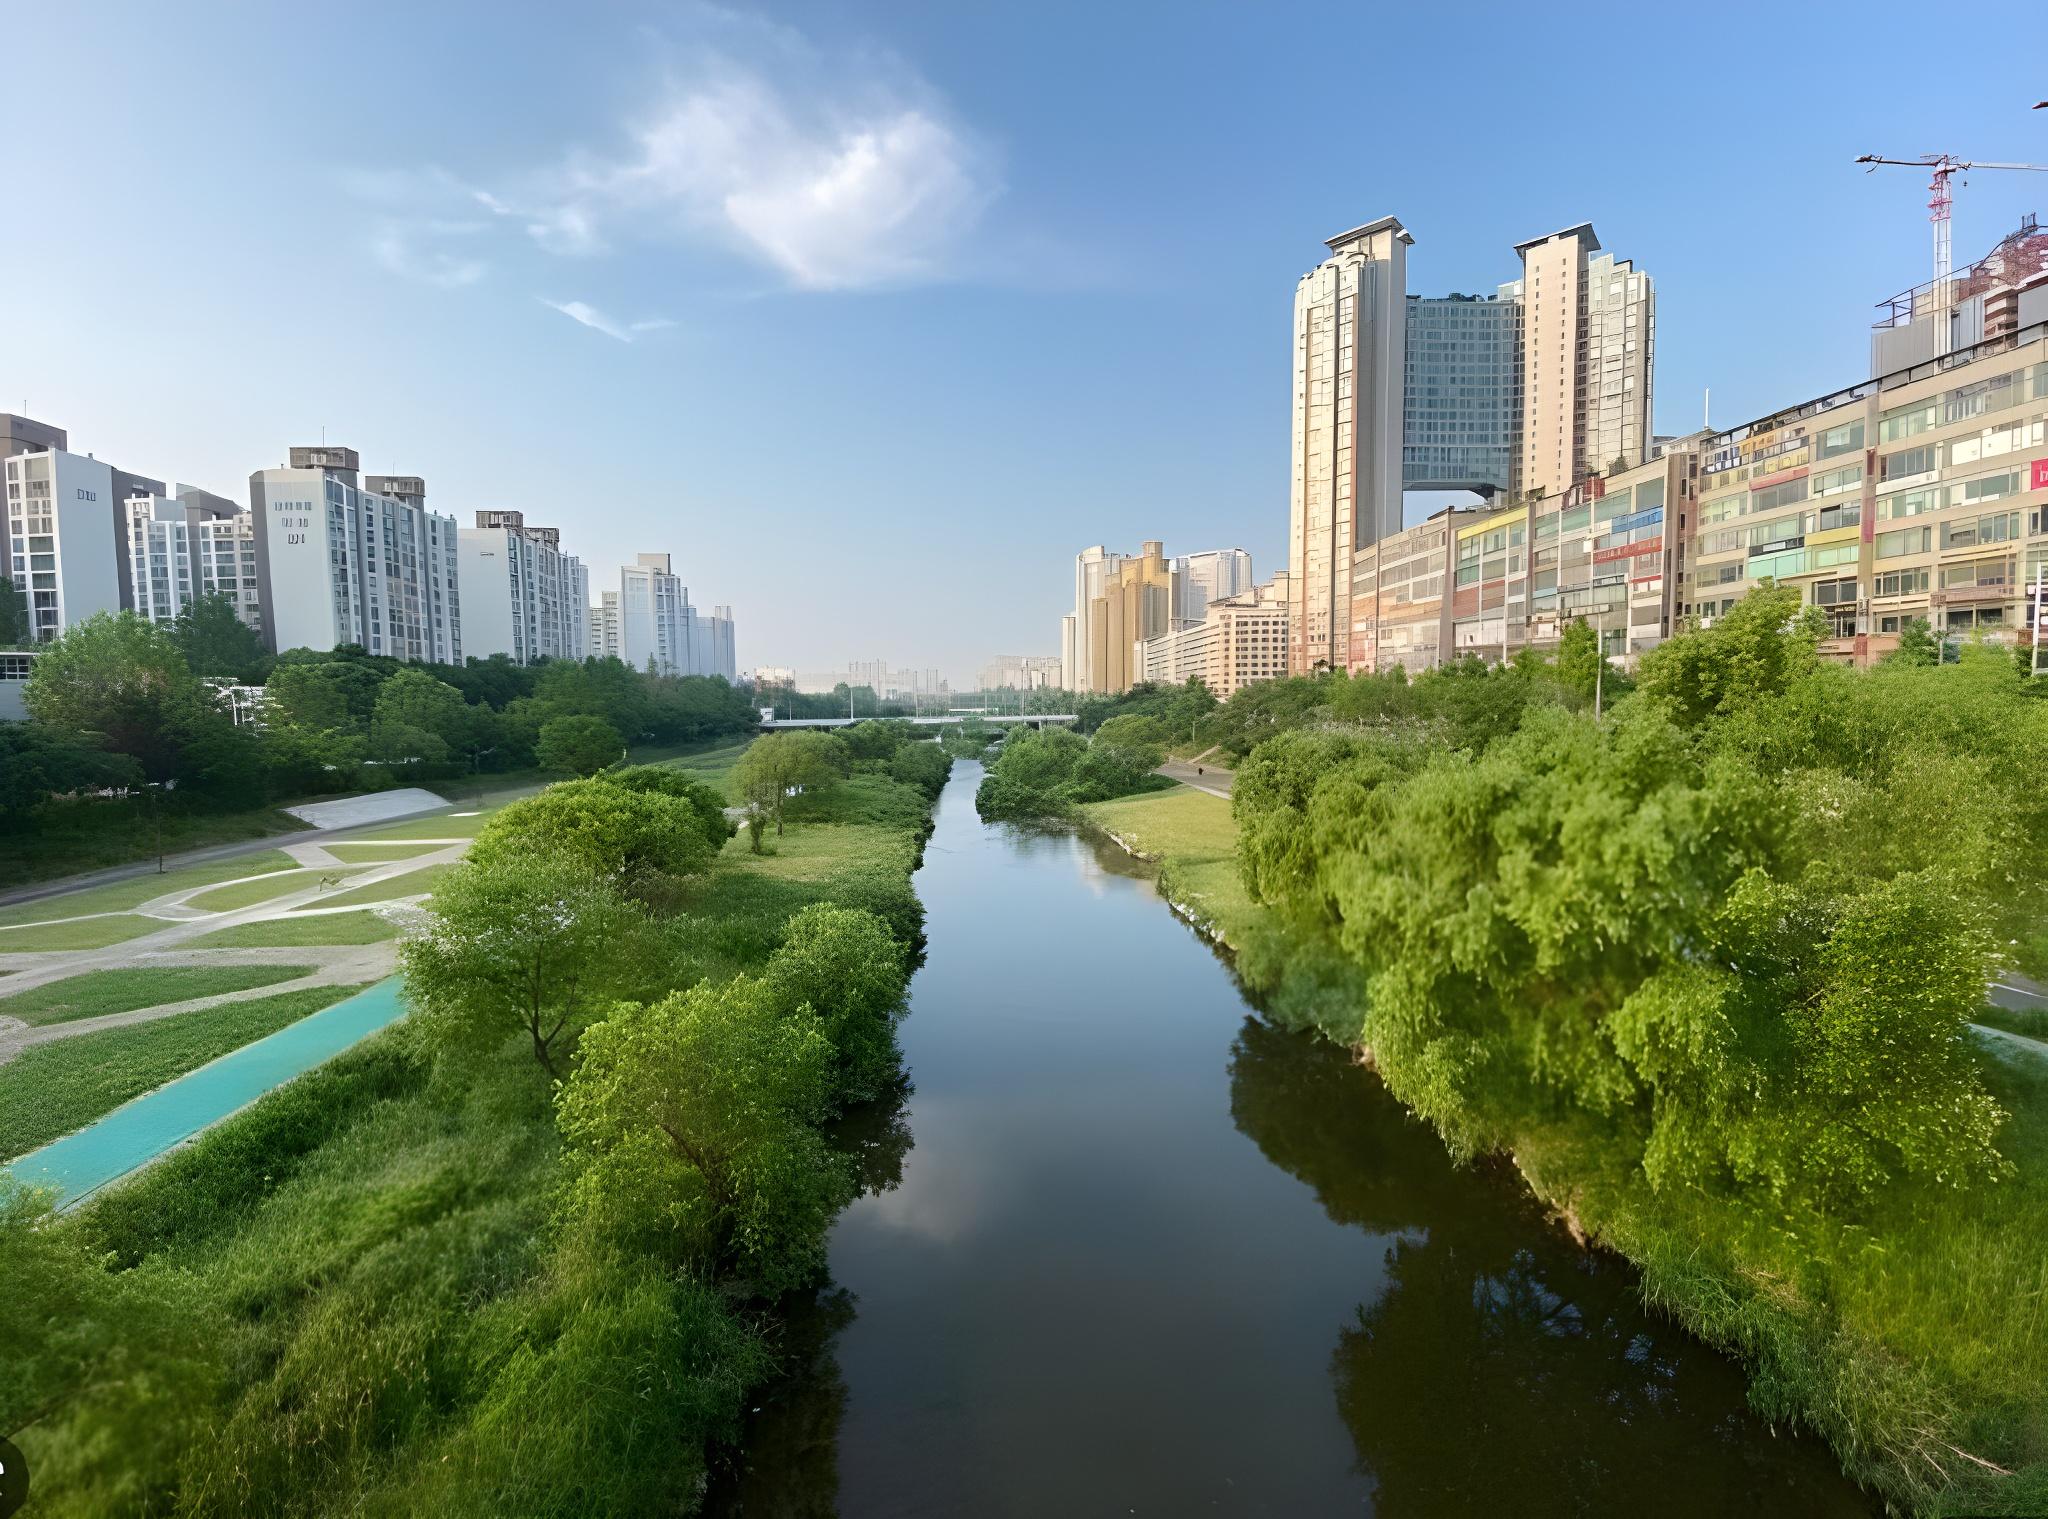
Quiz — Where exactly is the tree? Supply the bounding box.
[732,731,848,835]
[170,593,267,680]
[607,763,735,852]
[263,659,383,731]
[468,777,717,882]
[558,977,852,1292]
[1554,618,1601,703]
[536,714,623,777]
[400,852,650,1080]
[373,669,475,757]
[1887,616,1940,668]
[760,904,910,1105]
[0,576,29,647]
[0,721,142,823]
[1635,583,1806,727]
[22,612,211,781]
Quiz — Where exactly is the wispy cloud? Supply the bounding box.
[539,298,675,342]
[369,222,488,288]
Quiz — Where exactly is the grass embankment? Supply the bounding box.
[0,966,314,1027]
[0,916,167,952]
[187,911,401,948]
[184,869,370,913]
[0,802,310,887]
[1981,1005,2048,1042]
[0,852,300,927]
[322,842,447,863]
[0,982,369,1161]
[1081,782,2048,1516]
[5,757,938,1516]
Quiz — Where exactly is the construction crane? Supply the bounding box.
[1856,152,2048,354]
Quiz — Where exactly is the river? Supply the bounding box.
[710,764,1871,1515]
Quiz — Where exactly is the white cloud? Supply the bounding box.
[539,298,673,343]
[370,223,488,288]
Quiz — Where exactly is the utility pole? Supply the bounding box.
[1594,606,1609,720]
[2034,570,2045,679]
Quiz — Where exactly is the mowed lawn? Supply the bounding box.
[0,851,300,928]
[0,982,373,1162]
[185,868,371,913]
[322,842,447,863]
[186,911,402,949]
[658,737,755,803]
[294,863,457,911]
[0,965,315,1027]
[0,916,168,953]
[1080,785,1251,940]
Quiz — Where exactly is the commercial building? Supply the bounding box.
[1290,216,1411,674]
[1091,539,1175,694]
[1063,544,1124,691]
[1871,215,2048,375]
[1689,317,2048,663]
[1405,292,1521,494]
[1140,572,1292,698]
[4,448,123,642]
[123,486,261,630]
[1171,549,1254,629]
[1511,224,1656,495]
[456,509,589,663]
[249,445,461,661]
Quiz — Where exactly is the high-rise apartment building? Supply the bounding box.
[1170,548,1254,629]
[979,654,1063,691]
[457,509,588,664]
[1290,217,1410,674]
[0,413,66,462]
[604,553,733,677]
[589,591,621,660]
[249,445,461,661]
[1076,539,1174,694]
[3,448,122,642]
[1404,292,1521,494]
[123,487,260,630]
[1512,224,1656,495]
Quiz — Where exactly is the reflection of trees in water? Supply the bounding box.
[1229,1016,1870,1518]
[704,1084,913,1515]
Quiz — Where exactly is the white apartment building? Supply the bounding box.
[1171,548,1254,629]
[606,553,735,677]
[699,604,737,680]
[1290,217,1410,674]
[4,448,122,642]
[589,590,621,660]
[124,487,260,630]
[249,445,460,662]
[457,510,588,664]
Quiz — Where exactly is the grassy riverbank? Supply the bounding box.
[1081,783,2048,1516]
[3,745,942,1517]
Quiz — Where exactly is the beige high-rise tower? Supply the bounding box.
[1511,224,1655,496]
[1289,217,1409,675]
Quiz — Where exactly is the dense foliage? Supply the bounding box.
[974,724,1174,820]
[2,729,946,1515]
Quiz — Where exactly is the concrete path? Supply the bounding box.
[0,839,470,1066]
[1157,759,1234,800]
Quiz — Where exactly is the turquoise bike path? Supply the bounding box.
[5,977,409,1210]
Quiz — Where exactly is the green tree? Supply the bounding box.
[558,977,853,1292]
[760,904,910,1105]
[607,763,735,852]
[400,852,651,1080]
[263,659,382,731]
[0,721,142,823]
[536,714,623,776]
[373,669,475,756]
[169,593,268,680]
[468,777,717,882]
[0,575,31,646]
[22,611,211,781]
[1554,618,1601,704]
[1887,616,1940,668]
[732,731,848,835]
[1635,582,1807,727]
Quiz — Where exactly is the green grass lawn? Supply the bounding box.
[1080,786,1252,941]
[322,842,447,863]
[0,965,316,1027]
[185,911,402,948]
[0,803,310,888]
[659,737,755,802]
[341,807,500,842]
[0,915,168,952]
[0,982,370,1162]
[293,863,457,911]
[0,851,300,928]
[184,868,373,913]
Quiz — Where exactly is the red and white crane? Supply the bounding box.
[1856,152,2048,354]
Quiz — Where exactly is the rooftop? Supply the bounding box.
[1513,222,1600,256]
[1325,215,1413,252]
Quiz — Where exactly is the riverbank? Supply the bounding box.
[1080,784,2048,1517]
[2,753,943,1516]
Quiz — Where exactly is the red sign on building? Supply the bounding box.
[1593,535,1663,566]
[2032,457,2048,492]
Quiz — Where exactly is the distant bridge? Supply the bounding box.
[758,713,1077,730]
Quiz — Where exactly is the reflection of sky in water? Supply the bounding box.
[729,765,1874,1517]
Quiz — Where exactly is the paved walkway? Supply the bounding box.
[1157,759,1234,799]
[0,838,470,1067]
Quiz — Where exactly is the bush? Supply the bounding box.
[469,777,717,884]
[607,763,736,852]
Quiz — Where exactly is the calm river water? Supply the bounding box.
[710,764,1871,1515]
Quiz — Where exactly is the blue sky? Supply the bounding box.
[5,1,2046,683]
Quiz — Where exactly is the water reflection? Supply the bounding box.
[706,769,1871,1515]
[1229,1017,1871,1517]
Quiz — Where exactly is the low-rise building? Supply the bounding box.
[1139,572,1292,698]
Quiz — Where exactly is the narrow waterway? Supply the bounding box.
[713,765,1871,1515]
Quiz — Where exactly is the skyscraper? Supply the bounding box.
[1171,548,1254,629]
[1290,217,1409,674]
[1512,224,1655,495]
[1403,292,1521,494]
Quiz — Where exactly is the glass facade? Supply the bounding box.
[1403,294,1519,493]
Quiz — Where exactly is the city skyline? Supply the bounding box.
[4,2,2047,681]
